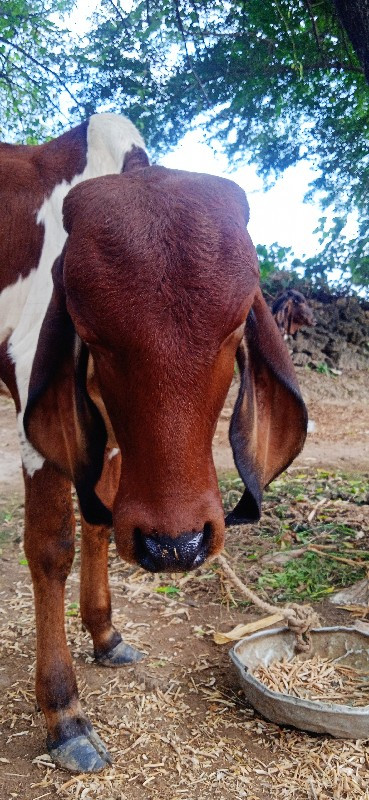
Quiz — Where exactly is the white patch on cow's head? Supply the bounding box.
[7,114,145,477]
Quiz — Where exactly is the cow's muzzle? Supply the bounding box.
[134,526,212,572]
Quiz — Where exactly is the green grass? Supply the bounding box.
[265,471,369,505]
[0,502,23,545]
[257,551,366,602]
[66,602,79,617]
[1,472,367,609]
[155,585,181,596]
[218,469,369,604]
[316,362,335,376]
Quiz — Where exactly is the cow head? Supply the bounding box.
[24,166,307,572]
[272,289,315,336]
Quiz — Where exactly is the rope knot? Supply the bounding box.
[285,603,320,652]
[216,554,320,653]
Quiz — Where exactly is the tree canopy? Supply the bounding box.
[75,0,369,292]
[0,0,77,139]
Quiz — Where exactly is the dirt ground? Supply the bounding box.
[0,367,369,800]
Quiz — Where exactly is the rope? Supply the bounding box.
[216,554,320,652]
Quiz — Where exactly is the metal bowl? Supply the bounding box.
[230,626,369,738]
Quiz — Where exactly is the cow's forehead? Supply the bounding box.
[63,168,259,348]
[64,165,250,226]
[64,168,251,269]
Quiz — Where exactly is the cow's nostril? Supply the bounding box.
[134,526,212,573]
[192,522,212,568]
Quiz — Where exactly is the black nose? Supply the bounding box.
[134,528,211,573]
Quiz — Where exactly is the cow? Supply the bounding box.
[0,121,308,772]
[272,288,315,337]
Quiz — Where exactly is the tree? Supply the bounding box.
[0,0,78,139]
[334,0,369,82]
[77,0,369,292]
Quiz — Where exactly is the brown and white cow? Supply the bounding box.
[0,121,307,772]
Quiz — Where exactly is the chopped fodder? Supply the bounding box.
[253,653,369,706]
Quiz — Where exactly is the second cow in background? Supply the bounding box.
[272,288,315,337]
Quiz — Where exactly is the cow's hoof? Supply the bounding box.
[95,639,144,666]
[48,730,112,773]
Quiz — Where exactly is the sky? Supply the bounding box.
[161,132,322,260]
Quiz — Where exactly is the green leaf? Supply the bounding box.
[155,585,180,595]
[66,602,79,616]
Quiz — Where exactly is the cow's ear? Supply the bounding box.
[23,250,112,526]
[226,288,307,525]
[122,144,150,173]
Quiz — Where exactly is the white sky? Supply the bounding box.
[161,132,322,259]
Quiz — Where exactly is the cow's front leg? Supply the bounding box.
[24,463,111,773]
[79,517,143,665]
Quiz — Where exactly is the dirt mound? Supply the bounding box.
[266,279,369,372]
[291,295,369,370]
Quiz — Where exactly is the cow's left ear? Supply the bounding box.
[226,288,307,525]
[24,250,112,526]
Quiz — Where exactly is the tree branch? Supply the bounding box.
[274,0,300,72]
[207,56,364,81]
[190,0,209,54]
[304,0,323,58]
[105,0,132,36]
[14,67,71,121]
[0,36,82,109]
[172,0,210,104]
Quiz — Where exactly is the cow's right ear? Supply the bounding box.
[24,249,112,526]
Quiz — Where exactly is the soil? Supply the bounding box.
[0,363,368,800]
